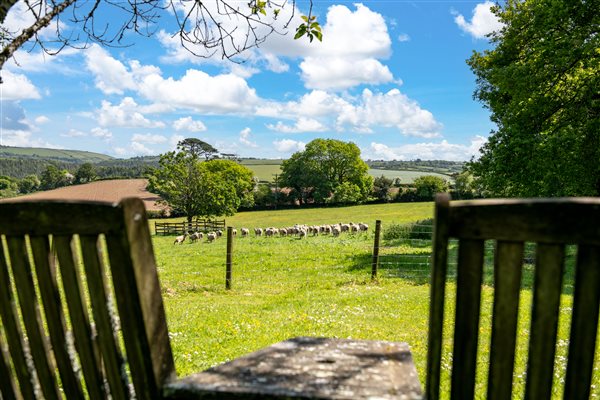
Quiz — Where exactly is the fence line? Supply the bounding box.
[155,219,226,235]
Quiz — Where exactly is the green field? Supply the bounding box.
[238,159,454,184]
[0,145,113,162]
[151,202,595,397]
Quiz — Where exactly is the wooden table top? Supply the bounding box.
[165,336,423,399]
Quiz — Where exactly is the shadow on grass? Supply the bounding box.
[347,241,577,295]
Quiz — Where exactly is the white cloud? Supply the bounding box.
[368,136,486,161]
[137,69,259,114]
[300,57,393,90]
[0,129,58,148]
[0,70,41,100]
[97,98,165,128]
[258,88,442,138]
[61,129,86,137]
[91,127,113,141]
[398,33,410,42]
[130,141,155,155]
[267,117,327,133]
[239,127,258,148]
[131,133,167,144]
[273,139,306,153]
[85,45,136,95]
[336,89,442,137]
[34,116,50,124]
[453,1,503,39]
[173,116,207,132]
[169,134,185,150]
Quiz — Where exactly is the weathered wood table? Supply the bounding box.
[164,337,423,399]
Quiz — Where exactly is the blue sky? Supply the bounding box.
[1,1,503,160]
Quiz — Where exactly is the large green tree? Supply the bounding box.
[148,140,255,222]
[280,138,373,204]
[467,0,600,197]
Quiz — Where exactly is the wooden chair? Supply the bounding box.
[426,194,600,400]
[0,198,422,399]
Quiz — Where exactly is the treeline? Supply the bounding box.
[367,159,465,174]
[0,156,160,199]
[0,156,158,179]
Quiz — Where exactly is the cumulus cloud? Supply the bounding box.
[131,133,167,144]
[453,1,503,39]
[0,70,41,100]
[91,127,113,141]
[97,98,165,128]
[300,57,393,91]
[258,89,442,138]
[239,127,258,148]
[267,117,327,133]
[273,139,306,153]
[1,101,32,131]
[130,141,155,155]
[35,115,50,124]
[137,70,259,114]
[173,116,207,132]
[368,136,486,161]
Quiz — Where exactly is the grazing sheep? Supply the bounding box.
[298,228,308,238]
[207,232,217,242]
[254,227,263,236]
[332,226,341,237]
[216,230,223,237]
[350,223,359,233]
[174,233,187,244]
[241,228,250,237]
[190,232,203,242]
[322,225,332,235]
[232,229,237,236]
[279,228,288,237]
[359,223,369,232]
[340,223,350,232]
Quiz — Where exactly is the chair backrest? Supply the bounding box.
[426,194,600,400]
[0,198,175,400]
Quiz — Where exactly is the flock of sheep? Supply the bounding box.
[173,222,369,244]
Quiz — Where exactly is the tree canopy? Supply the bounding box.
[0,0,320,72]
[467,0,600,197]
[148,140,255,221]
[280,138,372,204]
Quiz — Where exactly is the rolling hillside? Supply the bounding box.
[0,145,113,163]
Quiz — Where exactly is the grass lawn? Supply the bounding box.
[151,201,599,398]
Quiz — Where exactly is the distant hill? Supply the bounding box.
[0,145,113,163]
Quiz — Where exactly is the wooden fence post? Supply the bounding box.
[226,226,233,290]
[372,220,382,280]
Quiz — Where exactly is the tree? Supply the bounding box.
[280,138,373,205]
[0,175,17,198]
[332,182,362,205]
[413,175,448,200]
[453,171,476,199]
[178,138,219,161]
[148,141,255,222]
[18,174,40,193]
[40,165,71,190]
[0,0,321,72]
[75,162,96,184]
[373,175,394,202]
[467,0,600,197]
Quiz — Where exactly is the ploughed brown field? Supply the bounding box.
[2,179,165,211]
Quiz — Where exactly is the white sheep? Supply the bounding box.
[173,233,187,244]
[254,227,263,236]
[241,228,250,236]
[232,228,237,236]
[207,232,217,242]
[190,232,203,242]
[332,226,341,237]
[359,223,369,232]
[216,229,223,237]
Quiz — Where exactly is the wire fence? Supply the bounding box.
[156,220,571,292]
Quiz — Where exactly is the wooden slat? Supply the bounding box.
[448,199,600,245]
[0,240,34,399]
[80,234,130,400]
[451,238,484,400]
[120,198,175,388]
[54,235,105,400]
[0,335,18,400]
[525,243,565,400]
[6,236,61,400]
[426,193,450,400]
[106,233,157,400]
[488,241,524,400]
[30,235,84,398]
[563,245,600,400]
